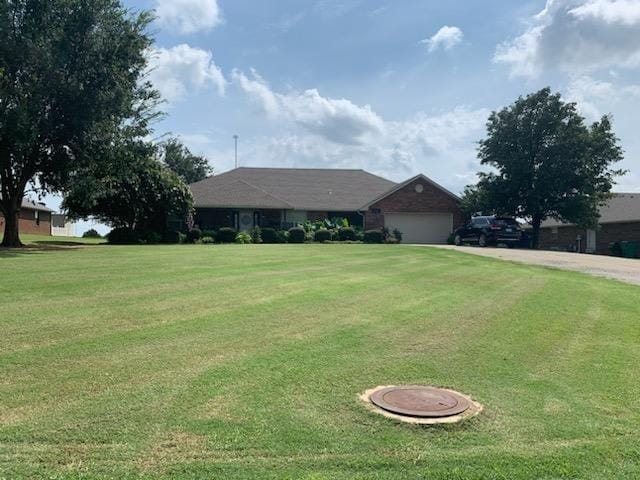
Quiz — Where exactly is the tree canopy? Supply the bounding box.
[161,138,212,184]
[466,88,624,248]
[0,0,156,246]
[63,137,193,237]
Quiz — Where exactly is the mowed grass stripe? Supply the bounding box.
[1,244,639,479]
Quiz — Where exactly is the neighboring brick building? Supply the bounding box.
[190,168,463,244]
[0,199,53,236]
[537,193,640,255]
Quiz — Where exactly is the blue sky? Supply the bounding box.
[45,0,640,234]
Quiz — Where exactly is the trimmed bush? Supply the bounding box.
[288,227,306,243]
[202,230,217,241]
[186,228,202,243]
[314,229,332,242]
[276,230,288,243]
[141,231,162,244]
[392,228,403,243]
[107,227,139,245]
[162,230,184,244]
[385,237,399,244]
[363,229,384,244]
[82,228,101,238]
[217,227,237,243]
[261,228,278,244]
[201,236,215,244]
[338,227,357,242]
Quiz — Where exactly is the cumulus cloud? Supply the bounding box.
[147,44,227,103]
[232,69,385,145]
[155,0,223,34]
[421,26,464,53]
[566,74,640,120]
[228,70,488,186]
[495,0,640,77]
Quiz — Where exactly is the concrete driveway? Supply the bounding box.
[430,245,640,286]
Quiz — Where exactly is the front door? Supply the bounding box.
[586,229,597,253]
[238,210,254,231]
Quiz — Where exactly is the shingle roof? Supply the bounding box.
[540,193,640,227]
[21,199,55,212]
[190,167,397,211]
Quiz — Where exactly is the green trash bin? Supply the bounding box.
[619,241,639,258]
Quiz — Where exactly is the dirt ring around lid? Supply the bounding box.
[360,385,483,425]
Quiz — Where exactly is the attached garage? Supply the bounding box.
[363,174,464,244]
[385,213,453,244]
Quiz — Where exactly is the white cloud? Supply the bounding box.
[229,70,488,187]
[495,0,640,77]
[232,69,385,145]
[421,26,464,53]
[155,0,223,34]
[147,45,227,103]
[566,74,640,120]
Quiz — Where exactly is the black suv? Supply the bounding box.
[454,216,522,247]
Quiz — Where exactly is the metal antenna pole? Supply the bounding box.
[233,135,239,168]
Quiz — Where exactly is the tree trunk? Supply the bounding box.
[1,200,23,248]
[530,215,542,250]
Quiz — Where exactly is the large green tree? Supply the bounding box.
[470,88,624,248]
[63,137,193,235]
[161,138,212,184]
[0,0,154,247]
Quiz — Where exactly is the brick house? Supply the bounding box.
[190,168,463,244]
[537,193,640,255]
[0,199,54,236]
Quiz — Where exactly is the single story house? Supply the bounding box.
[0,199,54,236]
[189,167,464,244]
[537,193,640,254]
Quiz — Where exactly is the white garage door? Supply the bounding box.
[385,213,453,244]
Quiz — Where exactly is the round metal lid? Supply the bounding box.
[370,386,470,418]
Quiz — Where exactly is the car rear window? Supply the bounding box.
[492,218,518,226]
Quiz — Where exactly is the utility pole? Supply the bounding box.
[233,135,239,168]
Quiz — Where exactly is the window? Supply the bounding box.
[34,210,40,226]
[551,226,558,240]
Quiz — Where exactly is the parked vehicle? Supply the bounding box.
[454,216,522,247]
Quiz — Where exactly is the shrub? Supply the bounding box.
[261,228,278,244]
[250,226,262,244]
[201,236,215,244]
[82,228,101,238]
[162,230,184,244]
[141,231,162,244]
[363,229,384,244]
[107,227,139,245]
[276,230,288,243]
[314,229,332,242]
[202,230,217,241]
[235,232,252,244]
[338,227,357,242]
[217,227,237,243]
[288,227,306,243]
[392,228,403,243]
[385,236,399,244]
[186,228,202,243]
[446,233,455,245]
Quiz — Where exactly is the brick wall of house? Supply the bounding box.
[538,221,640,255]
[364,178,464,230]
[0,210,52,236]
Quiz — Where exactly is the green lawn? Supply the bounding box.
[1,244,639,479]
